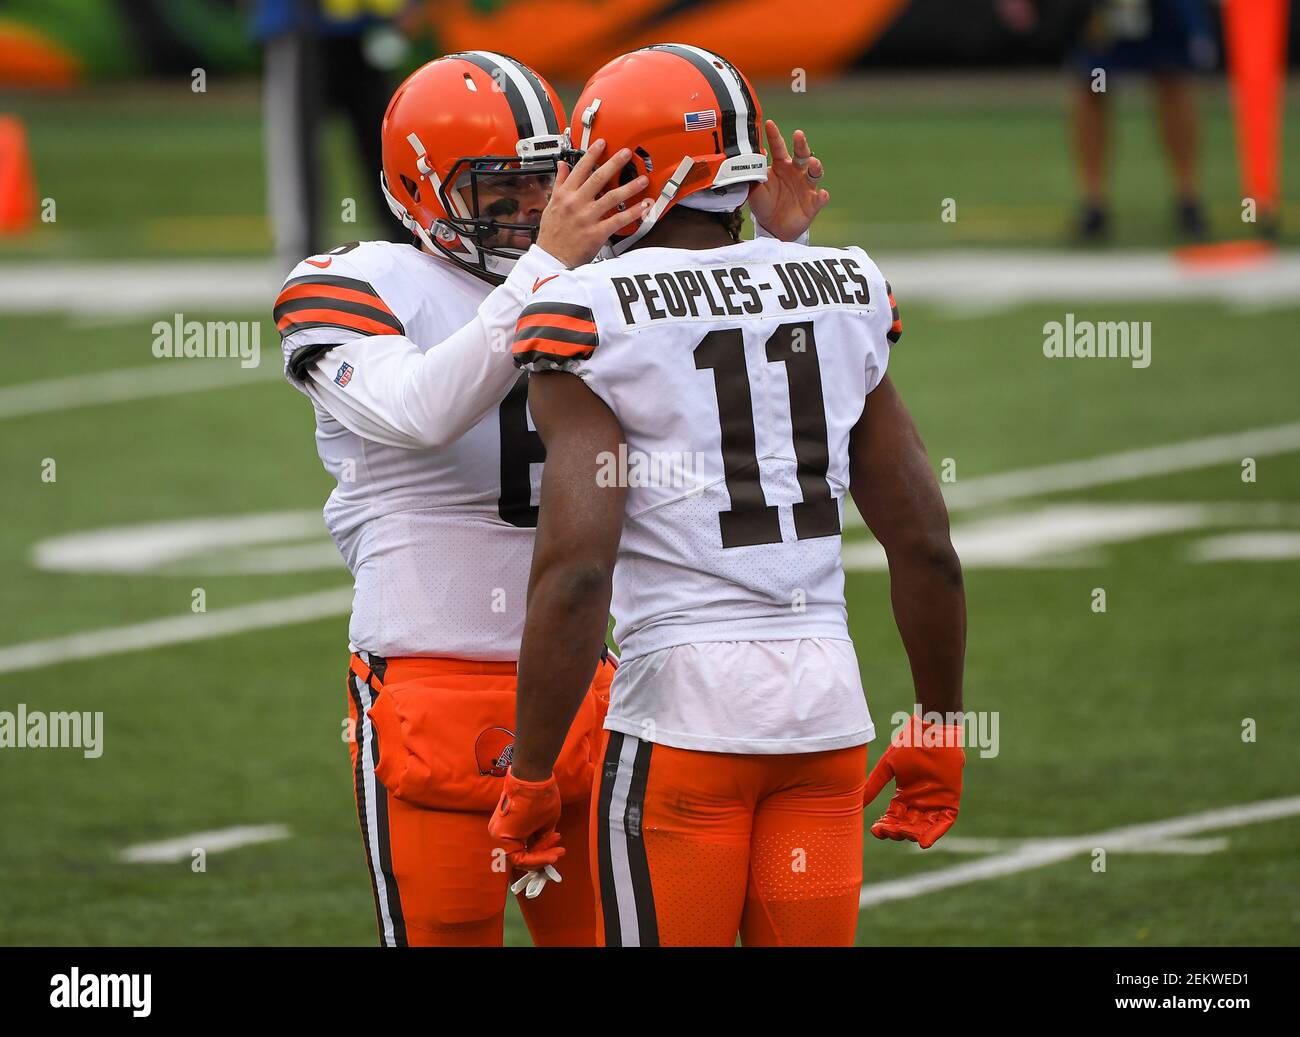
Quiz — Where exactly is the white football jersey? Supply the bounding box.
[513,235,899,750]
[277,240,560,660]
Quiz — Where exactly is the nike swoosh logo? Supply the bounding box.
[305,257,332,268]
[532,274,559,293]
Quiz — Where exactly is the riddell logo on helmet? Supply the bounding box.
[475,726,515,777]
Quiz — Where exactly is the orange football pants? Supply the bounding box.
[591,732,867,946]
[345,651,612,947]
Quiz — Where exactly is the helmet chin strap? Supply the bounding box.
[380,169,522,282]
[380,169,441,255]
[608,156,695,256]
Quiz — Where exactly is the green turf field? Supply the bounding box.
[0,77,1297,946]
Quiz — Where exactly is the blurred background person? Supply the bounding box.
[254,0,413,270]
[1062,0,1218,241]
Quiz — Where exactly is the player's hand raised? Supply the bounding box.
[537,139,651,268]
[747,120,830,242]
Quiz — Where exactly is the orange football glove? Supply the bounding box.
[488,769,565,873]
[863,715,964,849]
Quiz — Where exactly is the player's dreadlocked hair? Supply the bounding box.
[714,206,746,243]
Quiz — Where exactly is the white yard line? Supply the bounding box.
[4,421,1299,673]
[32,511,329,574]
[942,422,1300,510]
[0,362,280,420]
[1190,531,1300,562]
[859,795,1300,908]
[3,251,1298,314]
[843,501,1300,569]
[881,249,1300,308]
[933,835,1230,855]
[0,588,353,676]
[119,824,290,864]
[0,261,280,315]
[842,420,1300,529]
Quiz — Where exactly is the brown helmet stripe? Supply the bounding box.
[643,44,758,157]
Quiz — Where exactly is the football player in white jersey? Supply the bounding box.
[491,45,967,946]
[276,52,827,946]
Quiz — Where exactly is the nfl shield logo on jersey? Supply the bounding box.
[334,362,354,387]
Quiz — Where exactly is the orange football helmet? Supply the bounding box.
[380,52,569,283]
[567,44,769,255]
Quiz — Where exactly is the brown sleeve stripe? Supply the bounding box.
[276,280,388,311]
[513,300,598,365]
[274,275,405,339]
[512,326,598,354]
[516,310,598,336]
[282,273,384,296]
[518,300,596,324]
[275,293,402,327]
[275,306,404,339]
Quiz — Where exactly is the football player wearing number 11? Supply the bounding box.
[491,44,968,946]
[274,50,824,947]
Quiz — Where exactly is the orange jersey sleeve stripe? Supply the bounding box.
[513,300,599,366]
[277,307,405,338]
[515,311,598,335]
[513,299,599,365]
[275,281,396,315]
[518,300,595,323]
[274,273,405,338]
[885,281,901,344]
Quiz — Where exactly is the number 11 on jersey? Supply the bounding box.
[693,321,841,550]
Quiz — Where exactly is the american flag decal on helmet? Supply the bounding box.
[684,110,718,131]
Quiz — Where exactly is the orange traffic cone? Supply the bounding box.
[1224,0,1288,236]
[0,116,36,234]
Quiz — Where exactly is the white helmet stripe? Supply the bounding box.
[471,50,550,139]
[673,43,754,156]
